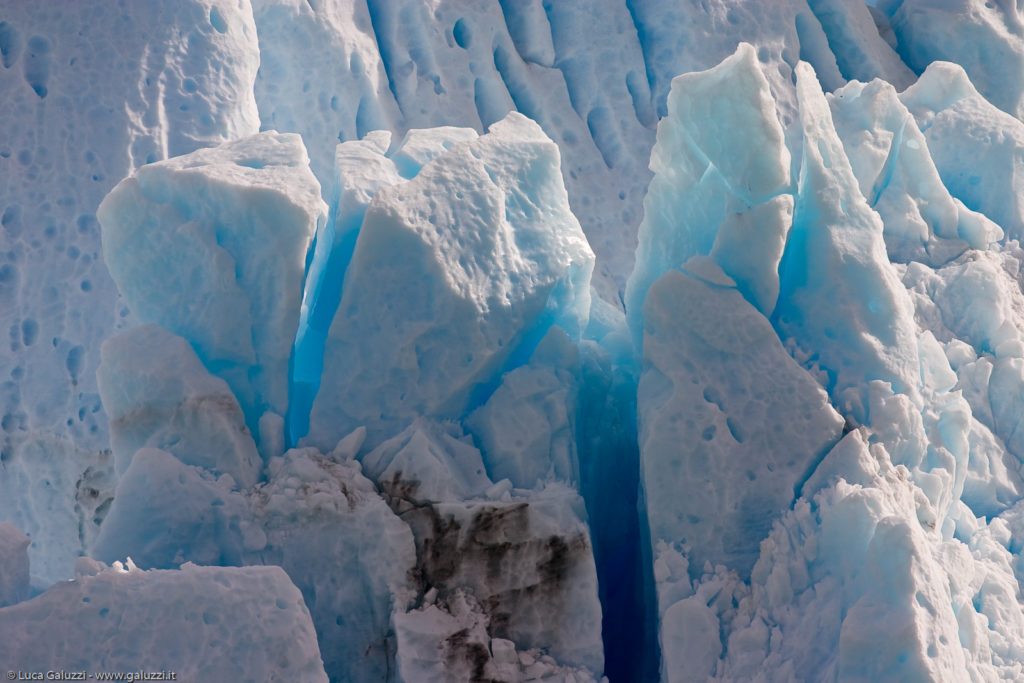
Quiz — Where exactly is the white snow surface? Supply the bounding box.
[0,560,327,681]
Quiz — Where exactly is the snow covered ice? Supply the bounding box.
[8,0,1024,681]
[0,558,328,682]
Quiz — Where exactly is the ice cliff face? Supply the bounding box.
[6,1,1024,682]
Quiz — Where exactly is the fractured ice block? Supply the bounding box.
[98,131,326,438]
[465,327,582,491]
[291,126,479,441]
[901,61,1024,240]
[394,483,604,674]
[774,61,920,423]
[626,41,793,344]
[394,589,601,683]
[363,419,493,505]
[307,112,594,450]
[829,78,979,264]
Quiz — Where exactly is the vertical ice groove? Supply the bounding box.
[364,0,404,117]
[288,129,401,445]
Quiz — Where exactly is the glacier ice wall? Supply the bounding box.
[0,0,260,585]
[7,1,1024,682]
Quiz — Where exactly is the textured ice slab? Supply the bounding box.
[0,560,327,681]
[829,78,999,264]
[0,522,30,607]
[626,42,793,345]
[639,263,844,579]
[98,131,326,440]
[250,0,401,183]
[0,0,260,587]
[774,62,920,423]
[307,113,594,450]
[97,324,262,487]
[901,61,1024,240]
[92,444,416,683]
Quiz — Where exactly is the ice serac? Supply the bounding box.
[0,0,260,586]
[290,127,476,442]
[97,324,262,487]
[829,78,998,265]
[98,131,326,448]
[0,522,30,607]
[900,61,1024,241]
[639,262,844,582]
[92,443,416,683]
[774,61,919,424]
[306,112,594,451]
[362,419,494,505]
[0,561,327,682]
[626,42,793,347]
[625,0,852,188]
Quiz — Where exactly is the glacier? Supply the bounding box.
[5,0,1024,681]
